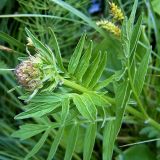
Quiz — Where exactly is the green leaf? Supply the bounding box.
[64,124,79,160]
[15,103,60,119]
[121,0,138,59]
[94,69,125,90]
[151,0,160,16]
[24,128,50,160]
[25,28,54,64]
[103,80,131,160]
[134,47,151,95]
[75,41,92,81]
[81,94,97,120]
[121,18,130,58]
[19,93,66,103]
[83,51,101,87]
[130,15,143,56]
[88,92,111,107]
[61,98,70,124]
[47,127,64,160]
[68,33,86,75]
[117,144,155,160]
[89,51,107,89]
[83,123,97,160]
[103,120,115,160]
[73,94,97,121]
[11,124,49,140]
[129,0,138,29]
[49,27,65,71]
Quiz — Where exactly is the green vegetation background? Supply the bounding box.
[0,0,160,160]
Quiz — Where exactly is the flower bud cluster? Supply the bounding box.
[15,55,43,91]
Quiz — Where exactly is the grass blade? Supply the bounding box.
[0,31,25,50]
[50,0,104,36]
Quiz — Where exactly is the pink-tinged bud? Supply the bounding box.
[15,55,42,91]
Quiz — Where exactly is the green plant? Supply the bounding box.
[1,0,160,160]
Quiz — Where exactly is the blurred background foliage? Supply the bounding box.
[0,0,160,159]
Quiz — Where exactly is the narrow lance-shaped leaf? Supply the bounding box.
[24,128,50,160]
[15,103,60,119]
[83,51,101,87]
[64,124,79,160]
[83,123,97,160]
[121,17,130,58]
[11,124,48,140]
[19,93,62,103]
[68,33,86,75]
[81,94,97,120]
[103,120,115,160]
[47,127,64,160]
[75,40,92,81]
[25,28,54,64]
[94,69,125,90]
[130,14,143,56]
[89,51,107,89]
[73,94,96,121]
[103,80,131,160]
[88,92,111,107]
[128,0,138,31]
[61,98,70,124]
[49,27,65,71]
[134,47,151,96]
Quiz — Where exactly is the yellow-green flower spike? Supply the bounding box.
[96,20,121,37]
[109,2,124,21]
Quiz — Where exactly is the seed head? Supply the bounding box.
[109,2,124,21]
[96,20,121,37]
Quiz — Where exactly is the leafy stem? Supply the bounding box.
[59,76,89,93]
[60,76,160,131]
[126,60,160,131]
[127,60,148,118]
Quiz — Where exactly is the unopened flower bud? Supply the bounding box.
[15,55,43,91]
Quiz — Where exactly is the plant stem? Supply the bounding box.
[60,77,89,92]
[60,76,160,131]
